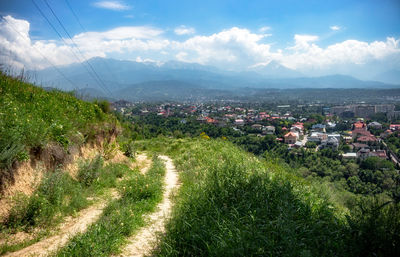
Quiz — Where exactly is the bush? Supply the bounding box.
[78,155,104,187]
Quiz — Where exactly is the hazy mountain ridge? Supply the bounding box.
[31,58,398,100]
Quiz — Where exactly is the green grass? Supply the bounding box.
[55,156,165,257]
[134,138,346,256]
[0,157,128,255]
[0,71,115,177]
[135,137,400,256]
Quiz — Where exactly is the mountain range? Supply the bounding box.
[30,57,399,101]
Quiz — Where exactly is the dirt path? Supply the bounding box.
[3,154,152,257]
[117,155,180,257]
[3,194,114,257]
[135,153,152,174]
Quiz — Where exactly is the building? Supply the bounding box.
[328,133,341,142]
[355,105,375,118]
[342,153,357,159]
[284,132,298,144]
[320,137,339,151]
[357,148,371,160]
[311,124,326,132]
[369,150,387,160]
[308,132,327,144]
[251,124,263,131]
[375,104,395,113]
[390,124,400,131]
[235,119,245,126]
[264,126,276,135]
[368,121,382,130]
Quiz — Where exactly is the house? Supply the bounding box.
[264,126,275,135]
[353,121,366,130]
[357,135,377,143]
[284,132,298,144]
[357,148,371,160]
[352,129,373,139]
[342,153,357,159]
[328,133,341,142]
[312,124,326,132]
[326,122,336,129]
[251,124,263,131]
[308,132,327,144]
[390,124,400,131]
[380,129,393,139]
[352,143,369,151]
[369,150,387,159]
[368,121,382,130]
[320,137,339,151]
[293,122,304,131]
[235,119,245,126]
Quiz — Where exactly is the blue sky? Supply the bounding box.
[0,0,399,79]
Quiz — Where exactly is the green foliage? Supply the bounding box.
[4,171,88,229]
[360,156,395,171]
[77,155,104,187]
[102,141,118,160]
[149,139,346,256]
[55,157,165,256]
[346,197,400,256]
[94,100,111,114]
[119,139,136,158]
[0,71,113,172]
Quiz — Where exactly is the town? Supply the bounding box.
[112,100,400,167]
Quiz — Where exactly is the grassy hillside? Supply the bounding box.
[0,71,116,189]
[135,138,399,256]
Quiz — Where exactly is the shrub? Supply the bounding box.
[78,155,104,187]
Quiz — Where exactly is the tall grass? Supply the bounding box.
[0,71,114,175]
[55,156,165,257]
[135,138,346,256]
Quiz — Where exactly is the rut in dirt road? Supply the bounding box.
[118,155,180,257]
[3,154,152,257]
[3,193,116,257]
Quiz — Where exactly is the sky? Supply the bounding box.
[0,0,399,79]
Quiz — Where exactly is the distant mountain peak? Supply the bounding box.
[249,60,303,78]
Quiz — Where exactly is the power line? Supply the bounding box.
[31,0,113,96]
[42,0,114,96]
[64,0,120,86]
[0,15,77,88]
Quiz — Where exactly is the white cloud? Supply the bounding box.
[93,1,131,11]
[330,25,341,31]
[1,15,399,78]
[259,26,271,33]
[174,26,195,35]
[170,27,279,69]
[281,36,400,73]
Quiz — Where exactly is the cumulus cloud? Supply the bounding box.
[0,15,77,69]
[330,25,341,31]
[174,26,196,35]
[170,27,279,69]
[93,1,131,11]
[0,16,166,69]
[281,35,400,72]
[1,15,399,77]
